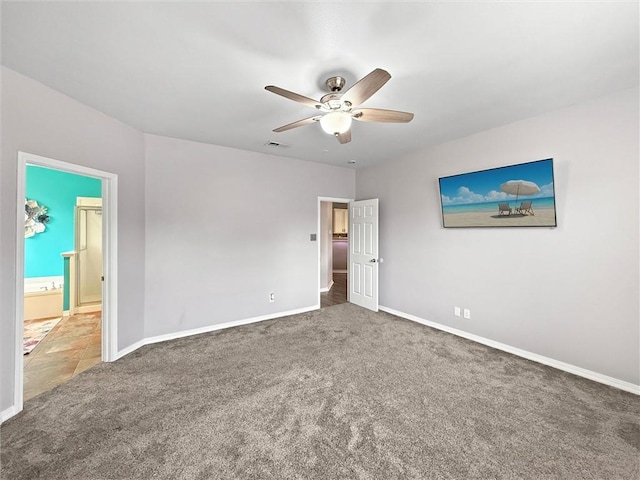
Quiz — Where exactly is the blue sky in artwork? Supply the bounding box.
[439,159,555,205]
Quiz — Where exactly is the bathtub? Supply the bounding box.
[24,276,64,321]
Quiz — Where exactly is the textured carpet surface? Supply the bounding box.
[1,303,639,479]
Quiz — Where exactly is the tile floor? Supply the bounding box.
[23,312,102,401]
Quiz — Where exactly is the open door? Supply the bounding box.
[349,199,379,311]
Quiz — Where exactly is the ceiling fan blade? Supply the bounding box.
[352,108,414,123]
[273,115,321,133]
[341,68,391,108]
[336,129,351,144]
[265,86,321,109]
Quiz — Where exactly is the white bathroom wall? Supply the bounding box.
[356,87,640,386]
[0,67,147,416]
[143,134,355,338]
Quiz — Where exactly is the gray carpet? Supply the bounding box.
[1,303,638,479]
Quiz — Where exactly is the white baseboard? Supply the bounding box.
[380,305,640,395]
[1,405,21,424]
[320,280,335,293]
[115,339,145,360]
[116,305,320,360]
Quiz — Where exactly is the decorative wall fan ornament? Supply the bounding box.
[25,199,50,238]
[265,68,414,144]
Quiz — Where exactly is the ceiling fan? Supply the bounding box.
[265,68,414,144]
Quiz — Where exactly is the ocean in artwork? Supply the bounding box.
[442,196,556,215]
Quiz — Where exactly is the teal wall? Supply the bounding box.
[25,166,101,278]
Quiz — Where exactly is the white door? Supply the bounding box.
[349,199,379,311]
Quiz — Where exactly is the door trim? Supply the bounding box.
[317,196,353,308]
[15,152,118,414]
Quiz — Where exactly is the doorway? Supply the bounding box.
[318,196,353,308]
[23,170,103,400]
[15,152,118,411]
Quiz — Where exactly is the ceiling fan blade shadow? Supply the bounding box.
[273,116,321,132]
[265,86,322,109]
[352,108,414,123]
[341,69,391,108]
[337,129,351,144]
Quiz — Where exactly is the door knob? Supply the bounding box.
[370,258,377,263]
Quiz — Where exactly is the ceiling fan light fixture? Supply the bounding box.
[320,112,352,135]
[266,68,412,145]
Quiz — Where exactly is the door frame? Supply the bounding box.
[317,196,353,308]
[15,151,118,411]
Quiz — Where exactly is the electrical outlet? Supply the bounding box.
[269,293,275,303]
[463,308,471,319]
[454,306,461,317]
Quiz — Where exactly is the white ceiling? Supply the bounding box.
[2,2,638,169]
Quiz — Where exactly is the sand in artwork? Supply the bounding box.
[443,205,556,227]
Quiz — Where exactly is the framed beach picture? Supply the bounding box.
[438,158,557,228]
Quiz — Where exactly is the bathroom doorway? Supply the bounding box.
[22,172,103,400]
[16,151,117,410]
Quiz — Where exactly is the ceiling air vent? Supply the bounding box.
[264,141,291,149]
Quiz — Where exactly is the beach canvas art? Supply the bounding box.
[439,159,557,228]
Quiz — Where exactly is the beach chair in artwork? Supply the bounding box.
[516,200,534,215]
[498,203,512,216]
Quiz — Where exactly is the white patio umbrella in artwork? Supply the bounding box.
[500,180,540,206]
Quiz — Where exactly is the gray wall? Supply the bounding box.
[143,134,355,337]
[356,87,639,385]
[0,67,147,413]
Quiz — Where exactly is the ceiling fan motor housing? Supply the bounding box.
[326,76,346,92]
